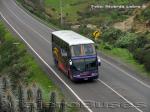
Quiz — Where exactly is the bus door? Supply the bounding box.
[60,48,68,73]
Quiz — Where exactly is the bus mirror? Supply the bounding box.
[69,60,72,65]
[98,57,101,66]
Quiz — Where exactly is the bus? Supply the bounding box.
[52,30,101,81]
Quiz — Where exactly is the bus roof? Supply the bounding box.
[52,30,94,46]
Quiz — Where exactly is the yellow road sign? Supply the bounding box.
[93,30,101,39]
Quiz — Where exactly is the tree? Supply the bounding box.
[59,99,65,112]
[18,85,25,112]
[36,88,43,112]
[49,92,56,112]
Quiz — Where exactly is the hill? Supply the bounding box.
[18,0,150,73]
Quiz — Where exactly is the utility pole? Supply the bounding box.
[60,0,63,26]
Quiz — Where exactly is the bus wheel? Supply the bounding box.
[54,58,58,66]
[68,72,74,82]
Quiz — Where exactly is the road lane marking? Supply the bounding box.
[2,1,51,45]
[98,79,143,112]
[0,12,93,112]
[100,57,150,89]
[12,0,150,90]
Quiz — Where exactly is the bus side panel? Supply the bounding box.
[52,34,70,75]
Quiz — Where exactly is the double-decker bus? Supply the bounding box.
[52,30,101,81]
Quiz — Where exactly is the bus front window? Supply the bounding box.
[72,59,85,72]
[83,44,95,55]
[71,44,95,56]
[85,58,97,71]
[71,45,82,56]
[71,58,97,73]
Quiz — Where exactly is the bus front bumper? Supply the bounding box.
[72,72,99,81]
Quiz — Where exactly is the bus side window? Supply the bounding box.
[61,49,67,57]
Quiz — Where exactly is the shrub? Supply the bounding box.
[141,7,150,21]
[143,49,150,70]
[136,7,150,22]
[134,45,150,71]
[103,43,113,50]
[115,33,138,49]
[134,48,143,63]
[0,23,6,39]
[101,28,124,45]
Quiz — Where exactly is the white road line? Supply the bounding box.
[100,57,150,89]
[98,79,143,112]
[0,12,93,112]
[3,1,51,45]
[13,0,150,90]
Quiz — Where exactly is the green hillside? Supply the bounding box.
[44,0,148,23]
[18,0,150,75]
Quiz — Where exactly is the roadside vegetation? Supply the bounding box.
[0,21,78,111]
[100,28,150,74]
[0,76,66,112]
[0,21,60,100]
[17,0,150,76]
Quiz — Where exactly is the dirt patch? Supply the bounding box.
[113,3,150,33]
[114,16,134,32]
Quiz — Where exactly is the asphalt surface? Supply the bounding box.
[0,0,150,112]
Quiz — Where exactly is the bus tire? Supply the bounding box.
[53,58,58,66]
[68,72,74,82]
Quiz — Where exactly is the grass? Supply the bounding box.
[44,0,90,22]
[0,19,78,112]
[19,0,149,29]
[24,54,63,101]
[0,21,63,101]
[44,0,147,23]
[99,44,150,76]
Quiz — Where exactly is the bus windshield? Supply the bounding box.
[72,58,97,73]
[71,44,96,56]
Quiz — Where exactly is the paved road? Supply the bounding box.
[0,0,150,112]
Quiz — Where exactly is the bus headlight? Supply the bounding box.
[92,73,98,76]
[69,60,72,65]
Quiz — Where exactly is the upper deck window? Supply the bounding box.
[83,44,95,55]
[71,45,82,56]
[71,44,96,57]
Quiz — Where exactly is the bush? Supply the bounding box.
[103,43,113,50]
[134,45,150,71]
[0,23,6,39]
[143,49,150,70]
[101,28,124,45]
[136,7,150,22]
[75,25,92,37]
[115,33,138,49]
[141,7,150,21]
